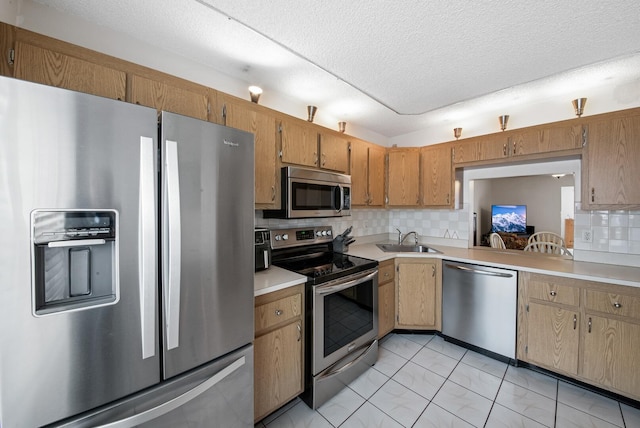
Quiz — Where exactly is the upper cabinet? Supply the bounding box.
[14,40,126,100]
[510,122,584,156]
[421,144,453,207]
[387,148,420,206]
[318,132,350,173]
[453,122,584,165]
[279,118,318,168]
[129,74,209,120]
[350,139,385,207]
[0,22,14,78]
[219,94,279,208]
[582,109,640,209]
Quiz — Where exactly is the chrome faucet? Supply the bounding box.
[395,228,403,244]
[401,231,419,245]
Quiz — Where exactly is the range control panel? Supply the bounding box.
[270,226,333,249]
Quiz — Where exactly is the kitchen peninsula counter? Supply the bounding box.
[255,242,640,295]
[346,242,640,289]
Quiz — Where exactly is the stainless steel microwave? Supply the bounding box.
[263,167,351,218]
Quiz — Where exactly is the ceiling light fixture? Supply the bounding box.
[572,98,587,117]
[552,174,567,179]
[338,121,346,133]
[499,115,509,131]
[453,128,462,140]
[307,105,318,122]
[248,86,262,103]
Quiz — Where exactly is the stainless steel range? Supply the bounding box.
[270,226,379,409]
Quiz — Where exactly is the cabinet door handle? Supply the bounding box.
[297,323,301,342]
[513,141,517,155]
[503,143,507,156]
[549,290,557,297]
[275,309,283,316]
[588,317,592,333]
[613,302,622,309]
[591,188,595,203]
[573,314,577,330]
[432,265,436,277]
[271,186,276,201]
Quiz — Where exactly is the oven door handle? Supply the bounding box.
[317,339,377,380]
[316,270,377,295]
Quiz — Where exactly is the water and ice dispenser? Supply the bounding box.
[32,210,119,315]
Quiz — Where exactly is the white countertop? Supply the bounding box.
[346,242,640,288]
[254,265,307,297]
[254,241,640,296]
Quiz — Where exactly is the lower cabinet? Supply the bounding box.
[395,258,441,330]
[254,285,304,422]
[377,259,396,338]
[518,272,640,401]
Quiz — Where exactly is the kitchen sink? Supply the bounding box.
[376,243,442,253]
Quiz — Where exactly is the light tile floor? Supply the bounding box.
[255,332,640,428]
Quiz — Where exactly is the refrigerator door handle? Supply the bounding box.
[165,140,181,350]
[95,356,246,427]
[139,136,156,359]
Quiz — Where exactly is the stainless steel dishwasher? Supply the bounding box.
[442,260,517,359]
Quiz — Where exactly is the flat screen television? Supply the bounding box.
[491,204,527,234]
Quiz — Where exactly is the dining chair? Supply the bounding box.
[524,241,572,256]
[489,233,506,249]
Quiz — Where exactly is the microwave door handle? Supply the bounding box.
[334,185,343,213]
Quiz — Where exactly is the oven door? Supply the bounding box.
[312,269,378,375]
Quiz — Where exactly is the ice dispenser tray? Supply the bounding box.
[32,210,119,315]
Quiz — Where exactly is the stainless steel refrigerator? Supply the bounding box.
[0,76,255,427]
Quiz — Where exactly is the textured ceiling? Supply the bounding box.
[32,0,640,137]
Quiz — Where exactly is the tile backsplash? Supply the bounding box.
[256,206,469,244]
[574,206,640,254]
[257,204,640,267]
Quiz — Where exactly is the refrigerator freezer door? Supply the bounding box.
[54,345,254,428]
[160,112,255,378]
[0,77,160,427]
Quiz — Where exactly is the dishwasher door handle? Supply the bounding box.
[445,263,514,278]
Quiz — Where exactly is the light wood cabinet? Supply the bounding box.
[582,109,640,209]
[387,148,420,206]
[254,285,304,422]
[396,258,441,330]
[377,259,396,338]
[518,272,640,401]
[13,40,126,100]
[319,132,349,172]
[219,94,279,207]
[350,139,385,207]
[279,118,318,168]
[525,301,580,375]
[420,144,453,207]
[510,122,584,156]
[0,22,14,78]
[129,74,208,121]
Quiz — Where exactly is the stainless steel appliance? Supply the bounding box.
[254,228,271,271]
[269,226,378,408]
[442,260,518,360]
[0,76,255,427]
[263,167,351,218]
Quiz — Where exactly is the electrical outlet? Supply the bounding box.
[582,229,593,243]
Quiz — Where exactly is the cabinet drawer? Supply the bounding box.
[255,293,302,334]
[585,289,640,321]
[528,278,579,307]
[379,260,395,284]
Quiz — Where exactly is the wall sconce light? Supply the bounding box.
[307,105,318,122]
[572,98,587,117]
[453,128,462,140]
[499,115,509,131]
[248,86,262,103]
